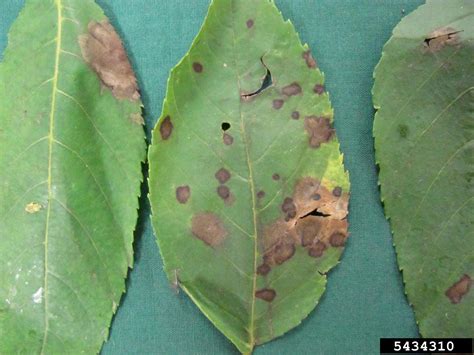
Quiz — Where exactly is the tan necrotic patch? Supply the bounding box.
[304,116,334,148]
[191,213,227,247]
[80,20,140,101]
[424,27,461,53]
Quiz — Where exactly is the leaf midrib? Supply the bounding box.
[41,0,62,352]
[229,1,258,351]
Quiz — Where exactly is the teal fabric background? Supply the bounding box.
[0,1,425,354]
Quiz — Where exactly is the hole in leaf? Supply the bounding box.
[221,122,231,131]
[241,58,273,98]
[300,208,331,219]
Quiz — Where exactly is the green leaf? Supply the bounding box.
[148,0,349,352]
[373,0,473,338]
[0,0,145,353]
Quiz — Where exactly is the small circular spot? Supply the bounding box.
[221,122,231,131]
[176,186,191,204]
[215,168,231,184]
[246,19,254,28]
[223,133,234,145]
[311,193,321,201]
[193,62,203,73]
[272,173,280,181]
[313,84,325,95]
[332,187,342,197]
[257,263,270,276]
[257,190,265,199]
[217,185,230,200]
[291,111,300,120]
[272,99,284,110]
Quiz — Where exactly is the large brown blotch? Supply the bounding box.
[80,20,139,101]
[445,274,472,304]
[260,178,349,268]
[304,116,334,149]
[191,213,227,247]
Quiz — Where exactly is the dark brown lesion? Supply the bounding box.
[304,116,334,148]
[291,111,300,120]
[303,50,317,68]
[159,116,173,140]
[282,82,302,97]
[273,99,284,110]
[215,168,231,184]
[176,185,190,204]
[79,20,140,101]
[217,185,230,200]
[259,178,349,270]
[192,62,204,73]
[313,84,325,95]
[255,288,276,302]
[445,274,472,304]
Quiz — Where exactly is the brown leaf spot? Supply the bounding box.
[329,232,346,247]
[176,186,190,204]
[308,241,327,258]
[273,242,296,265]
[257,263,271,276]
[445,274,472,304]
[281,197,297,221]
[246,19,254,28]
[424,27,460,52]
[273,99,284,110]
[223,133,234,145]
[257,190,266,199]
[332,186,342,197]
[79,20,139,101]
[255,288,276,302]
[193,62,203,73]
[304,116,334,148]
[313,84,325,95]
[303,50,317,68]
[217,185,230,200]
[291,111,300,120]
[272,173,280,181]
[282,82,302,96]
[25,203,42,214]
[160,116,173,140]
[215,168,231,184]
[191,213,227,247]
